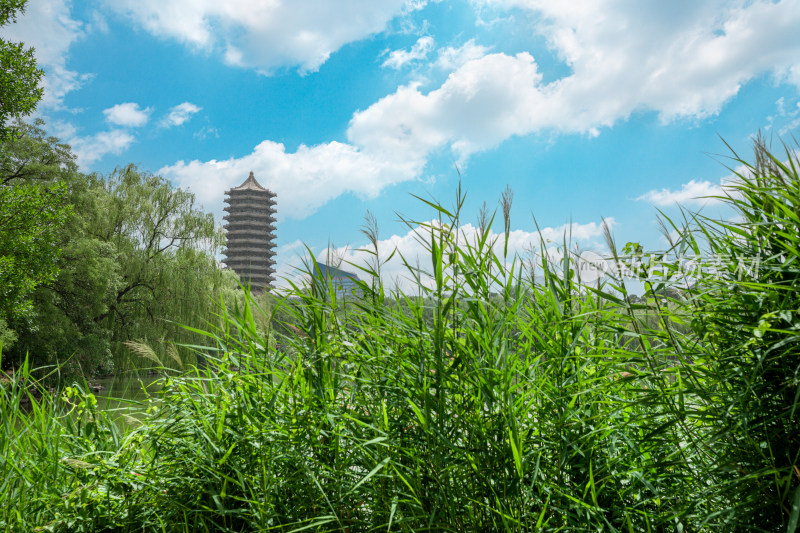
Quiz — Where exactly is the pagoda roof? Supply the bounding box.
[228,171,269,193]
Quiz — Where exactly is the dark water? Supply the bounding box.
[93,374,163,402]
[91,374,165,426]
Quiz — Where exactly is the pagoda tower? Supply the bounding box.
[223,171,277,290]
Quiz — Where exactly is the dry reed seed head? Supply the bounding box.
[478,201,489,236]
[502,185,514,235]
[360,210,379,248]
[124,340,162,366]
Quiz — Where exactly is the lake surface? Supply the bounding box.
[92,374,165,425]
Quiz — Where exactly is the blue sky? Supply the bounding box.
[8,0,800,289]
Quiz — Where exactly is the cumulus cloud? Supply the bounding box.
[103,102,151,127]
[771,96,800,135]
[159,139,423,220]
[637,180,729,207]
[269,217,616,292]
[3,0,89,109]
[636,156,790,208]
[435,39,491,70]
[383,36,434,69]
[160,103,201,127]
[349,52,549,163]
[87,10,110,34]
[106,0,426,73]
[70,130,136,167]
[160,1,800,223]
[158,53,544,222]
[349,0,800,166]
[486,0,800,116]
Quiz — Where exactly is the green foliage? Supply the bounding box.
[0,136,798,531]
[87,164,225,363]
[0,118,78,185]
[0,0,26,23]
[673,136,800,527]
[0,182,68,316]
[0,0,44,139]
[0,181,65,312]
[0,122,72,349]
[0,122,115,372]
[1,123,232,376]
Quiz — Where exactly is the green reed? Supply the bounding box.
[1,137,798,531]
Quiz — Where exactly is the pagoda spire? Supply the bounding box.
[231,170,269,192]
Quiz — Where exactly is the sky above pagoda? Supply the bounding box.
[8,0,800,289]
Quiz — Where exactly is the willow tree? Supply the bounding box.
[86,165,229,372]
[3,124,232,375]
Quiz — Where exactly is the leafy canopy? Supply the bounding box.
[0,0,43,139]
[0,121,71,349]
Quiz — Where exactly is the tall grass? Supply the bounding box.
[0,138,798,531]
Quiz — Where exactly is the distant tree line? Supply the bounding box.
[0,121,237,377]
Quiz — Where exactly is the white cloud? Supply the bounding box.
[272,217,615,292]
[4,0,90,110]
[349,52,555,164]
[87,10,110,34]
[383,36,434,69]
[771,95,800,135]
[160,1,800,224]
[49,120,78,142]
[351,0,800,163]
[106,0,426,73]
[435,39,491,70]
[160,102,201,127]
[637,179,728,207]
[482,0,800,117]
[103,102,151,127]
[70,130,136,167]
[194,126,220,140]
[636,153,800,208]
[159,139,422,220]
[534,219,616,244]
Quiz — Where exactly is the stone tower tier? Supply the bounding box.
[223,203,277,213]
[224,262,275,271]
[225,248,277,256]
[226,193,276,203]
[224,223,277,232]
[224,235,276,245]
[224,238,276,247]
[226,187,277,197]
[223,213,277,222]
